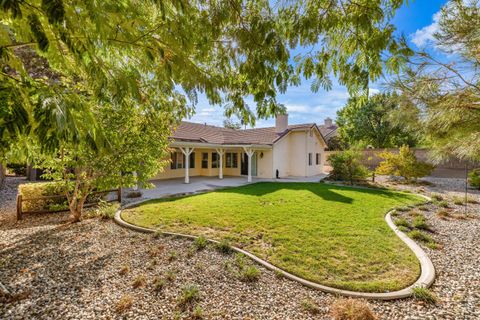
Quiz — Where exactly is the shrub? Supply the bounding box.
[7,163,26,176]
[330,298,377,320]
[452,196,464,205]
[468,169,480,190]
[436,210,449,219]
[116,295,133,313]
[94,200,119,219]
[398,226,410,233]
[177,284,201,309]
[431,193,443,201]
[301,298,321,315]
[152,277,166,292]
[412,287,437,304]
[239,266,261,282]
[412,216,429,230]
[191,305,205,319]
[408,230,434,244]
[194,236,208,251]
[437,200,449,208]
[376,145,434,183]
[216,239,233,254]
[132,275,147,288]
[394,218,410,228]
[165,270,176,281]
[328,150,370,184]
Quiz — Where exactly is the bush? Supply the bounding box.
[468,168,480,190]
[412,216,429,230]
[216,239,233,254]
[18,181,108,212]
[301,298,321,315]
[412,287,437,304]
[330,298,377,320]
[194,236,208,251]
[7,163,26,176]
[394,218,410,228]
[376,145,434,182]
[239,265,261,282]
[328,150,370,184]
[177,284,201,309]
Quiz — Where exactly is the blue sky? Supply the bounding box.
[189,0,449,128]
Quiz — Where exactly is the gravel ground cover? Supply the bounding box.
[1,176,479,319]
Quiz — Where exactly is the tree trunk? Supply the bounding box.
[69,196,87,223]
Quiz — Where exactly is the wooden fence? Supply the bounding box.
[16,188,122,220]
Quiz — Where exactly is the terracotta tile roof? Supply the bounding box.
[171,121,323,145]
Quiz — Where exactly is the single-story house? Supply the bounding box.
[153,114,327,183]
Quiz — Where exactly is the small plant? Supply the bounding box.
[165,270,176,282]
[408,230,435,245]
[191,305,205,319]
[330,298,377,320]
[467,196,479,204]
[437,200,449,208]
[301,298,321,315]
[398,226,410,233]
[118,265,130,275]
[132,275,147,288]
[418,205,429,211]
[216,239,232,254]
[431,193,443,201]
[177,284,201,309]
[412,215,429,230]
[95,200,119,219]
[468,168,480,190]
[436,210,450,219]
[115,295,133,313]
[274,269,284,279]
[394,218,410,228]
[412,286,438,304]
[152,277,166,293]
[194,236,208,251]
[396,206,410,212]
[168,250,178,262]
[408,210,421,217]
[239,265,261,282]
[452,196,464,205]
[152,231,162,239]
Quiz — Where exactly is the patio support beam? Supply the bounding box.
[243,147,255,183]
[180,147,194,184]
[215,148,225,179]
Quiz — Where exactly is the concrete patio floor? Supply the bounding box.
[127,174,327,200]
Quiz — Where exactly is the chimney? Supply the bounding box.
[324,117,333,127]
[275,114,288,133]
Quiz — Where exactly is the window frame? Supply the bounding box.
[211,152,219,168]
[308,153,312,166]
[316,153,320,165]
[226,152,238,168]
[201,152,209,169]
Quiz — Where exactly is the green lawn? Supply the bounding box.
[122,182,425,292]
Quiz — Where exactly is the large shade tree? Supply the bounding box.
[1,0,411,220]
[394,0,480,162]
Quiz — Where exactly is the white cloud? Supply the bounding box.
[285,103,310,113]
[368,88,380,96]
[411,11,441,48]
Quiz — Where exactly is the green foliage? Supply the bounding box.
[394,218,410,229]
[376,145,434,182]
[216,239,233,254]
[177,284,201,309]
[412,216,429,230]
[6,163,26,176]
[301,299,321,315]
[94,200,119,220]
[412,287,438,304]
[468,169,480,190]
[239,265,261,282]
[337,93,417,148]
[408,230,434,245]
[194,236,208,251]
[328,149,370,184]
[18,181,66,212]
[394,1,480,162]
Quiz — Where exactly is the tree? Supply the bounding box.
[1,0,412,218]
[328,149,370,184]
[223,119,242,130]
[39,102,174,222]
[376,145,434,182]
[336,93,417,148]
[393,0,480,162]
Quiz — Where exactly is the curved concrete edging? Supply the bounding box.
[114,190,435,300]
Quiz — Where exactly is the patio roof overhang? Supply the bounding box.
[170,141,273,150]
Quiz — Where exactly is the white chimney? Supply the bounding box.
[275,114,288,133]
[324,117,333,127]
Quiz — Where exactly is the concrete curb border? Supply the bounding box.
[114,188,435,300]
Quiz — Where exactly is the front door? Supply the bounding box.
[241,152,257,176]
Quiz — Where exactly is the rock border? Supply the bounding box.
[114,187,435,300]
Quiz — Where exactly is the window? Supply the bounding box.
[316,153,320,165]
[201,153,208,169]
[189,152,195,169]
[170,152,184,169]
[308,153,312,166]
[226,152,238,168]
[211,152,219,168]
[171,152,194,169]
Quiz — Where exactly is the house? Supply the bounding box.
[152,114,327,183]
[318,117,338,145]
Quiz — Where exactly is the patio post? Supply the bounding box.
[180,147,194,184]
[216,148,225,179]
[243,147,255,183]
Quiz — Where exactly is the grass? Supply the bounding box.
[177,284,201,309]
[412,216,429,230]
[122,182,424,292]
[330,298,377,320]
[412,287,438,304]
[301,298,321,315]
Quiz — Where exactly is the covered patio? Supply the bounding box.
[129,174,327,200]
